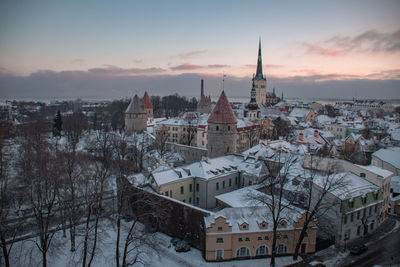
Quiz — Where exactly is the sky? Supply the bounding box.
[0,0,400,100]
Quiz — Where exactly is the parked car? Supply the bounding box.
[350,244,368,255]
[170,237,180,246]
[308,261,326,267]
[175,240,191,252]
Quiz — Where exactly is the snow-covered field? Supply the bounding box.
[9,219,301,267]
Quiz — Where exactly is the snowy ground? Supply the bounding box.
[8,219,301,267]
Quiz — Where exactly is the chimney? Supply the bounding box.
[201,79,204,97]
[299,132,304,141]
[314,130,319,137]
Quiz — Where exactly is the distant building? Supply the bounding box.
[253,38,267,106]
[125,94,147,134]
[207,91,237,158]
[197,79,212,114]
[0,103,12,127]
[265,88,280,106]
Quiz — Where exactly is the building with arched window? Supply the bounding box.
[204,206,317,261]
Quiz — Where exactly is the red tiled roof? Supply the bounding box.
[207,91,237,124]
[143,92,153,109]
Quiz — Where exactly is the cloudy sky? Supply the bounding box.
[0,0,399,100]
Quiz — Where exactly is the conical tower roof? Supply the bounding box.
[143,91,153,109]
[207,91,237,124]
[255,38,265,80]
[125,94,146,114]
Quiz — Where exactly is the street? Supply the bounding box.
[342,216,400,267]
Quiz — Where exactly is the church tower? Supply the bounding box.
[197,79,212,113]
[244,77,260,119]
[253,38,267,106]
[207,91,237,158]
[125,94,147,134]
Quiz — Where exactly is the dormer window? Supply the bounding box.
[239,222,249,230]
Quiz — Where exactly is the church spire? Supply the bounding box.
[255,37,264,79]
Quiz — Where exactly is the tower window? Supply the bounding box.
[228,126,231,131]
[216,126,219,131]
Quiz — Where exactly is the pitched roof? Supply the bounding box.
[207,91,237,124]
[125,94,146,114]
[143,92,153,109]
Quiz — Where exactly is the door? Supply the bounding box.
[301,243,306,254]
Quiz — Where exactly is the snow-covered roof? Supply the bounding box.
[204,206,304,233]
[372,147,400,169]
[391,176,400,194]
[289,108,310,119]
[151,166,192,186]
[354,164,393,178]
[313,172,380,200]
[216,185,266,207]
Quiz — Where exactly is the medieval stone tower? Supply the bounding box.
[253,38,267,106]
[207,91,237,158]
[125,94,147,134]
[143,91,153,118]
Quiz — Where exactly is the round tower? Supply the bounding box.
[125,94,147,135]
[207,91,237,158]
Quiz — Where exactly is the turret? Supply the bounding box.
[207,91,237,158]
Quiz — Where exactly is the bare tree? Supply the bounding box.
[0,135,15,267]
[81,160,111,267]
[182,118,197,146]
[248,152,296,267]
[155,125,169,160]
[64,112,88,143]
[18,122,61,267]
[291,155,348,260]
[244,126,260,149]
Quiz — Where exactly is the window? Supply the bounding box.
[369,206,372,215]
[362,197,367,204]
[165,192,169,196]
[216,238,224,243]
[228,125,231,131]
[235,177,238,185]
[256,245,268,256]
[258,236,262,240]
[218,227,223,231]
[357,225,361,236]
[229,179,232,186]
[277,244,287,254]
[196,183,199,192]
[182,199,185,203]
[189,197,192,203]
[371,221,374,230]
[216,126,219,131]
[216,249,223,260]
[357,211,360,220]
[170,190,172,197]
[264,236,269,240]
[223,181,225,188]
[344,215,347,224]
[189,184,192,192]
[349,201,354,208]
[238,237,243,242]
[245,237,250,241]
[360,173,366,178]
[344,229,350,240]
[196,197,199,205]
[375,204,378,213]
[277,234,281,239]
[236,247,250,257]
[216,182,219,190]
[351,213,354,222]
[180,186,184,194]
[283,234,288,239]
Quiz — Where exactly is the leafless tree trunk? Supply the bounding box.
[18,123,61,267]
[182,118,197,146]
[292,156,348,260]
[248,152,295,267]
[155,125,169,160]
